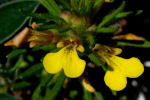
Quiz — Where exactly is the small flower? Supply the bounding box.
[104,55,144,91]
[43,40,86,78]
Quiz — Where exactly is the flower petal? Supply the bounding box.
[104,70,127,91]
[123,57,144,78]
[63,49,86,78]
[110,56,144,78]
[43,52,63,74]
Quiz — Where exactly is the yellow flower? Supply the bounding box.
[43,46,86,78]
[104,55,144,91]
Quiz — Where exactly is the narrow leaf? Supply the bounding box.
[97,1,126,28]
[44,72,65,100]
[94,0,104,8]
[117,41,150,48]
[7,49,26,60]
[96,26,120,33]
[31,74,53,100]
[94,92,104,100]
[116,11,133,18]
[83,89,93,100]
[88,53,103,66]
[19,63,43,79]
[38,0,61,16]
[11,81,32,91]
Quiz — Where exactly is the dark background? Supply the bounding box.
[0,0,149,100]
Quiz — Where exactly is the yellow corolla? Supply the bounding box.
[43,47,86,78]
[104,55,144,91]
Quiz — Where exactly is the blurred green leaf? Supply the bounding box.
[11,81,32,91]
[88,53,103,66]
[9,55,28,73]
[31,74,53,100]
[94,0,104,8]
[56,0,70,10]
[38,0,61,16]
[44,72,65,100]
[117,41,150,48]
[119,95,127,100]
[0,0,10,3]
[28,13,65,24]
[69,90,78,99]
[87,35,95,47]
[19,63,43,79]
[0,0,39,43]
[0,93,18,100]
[116,11,133,18]
[136,10,143,15]
[111,90,117,96]
[94,92,104,100]
[7,49,26,60]
[96,26,120,33]
[36,24,59,30]
[83,89,93,100]
[32,44,57,52]
[26,55,35,63]
[97,1,125,28]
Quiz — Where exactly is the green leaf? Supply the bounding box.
[32,44,57,52]
[94,92,104,100]
[119,95,127,100]
[136,10,143,15]
[27,13,65,24]
[88,53,103,66]
[87,35,95,47]
[7,49,27,60]
[19,63,43,79]
[31,74,53,100]
[38,0,61,16]
[36,24,59,30]
[0,0,10,3]
[69,90,78,99]
[0,0,39,43]
[97,1,126,28]
[11,81,32,91]
[0,93,18,100]
[9,55,28,73]
[44,72,65,100]
[56,0,70,10]
[116,11,133,18]
[111,90,117,96]
[94,0,104,8]
[96,26,120,33]
[83,89,93,100]
[117,41,150,48]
